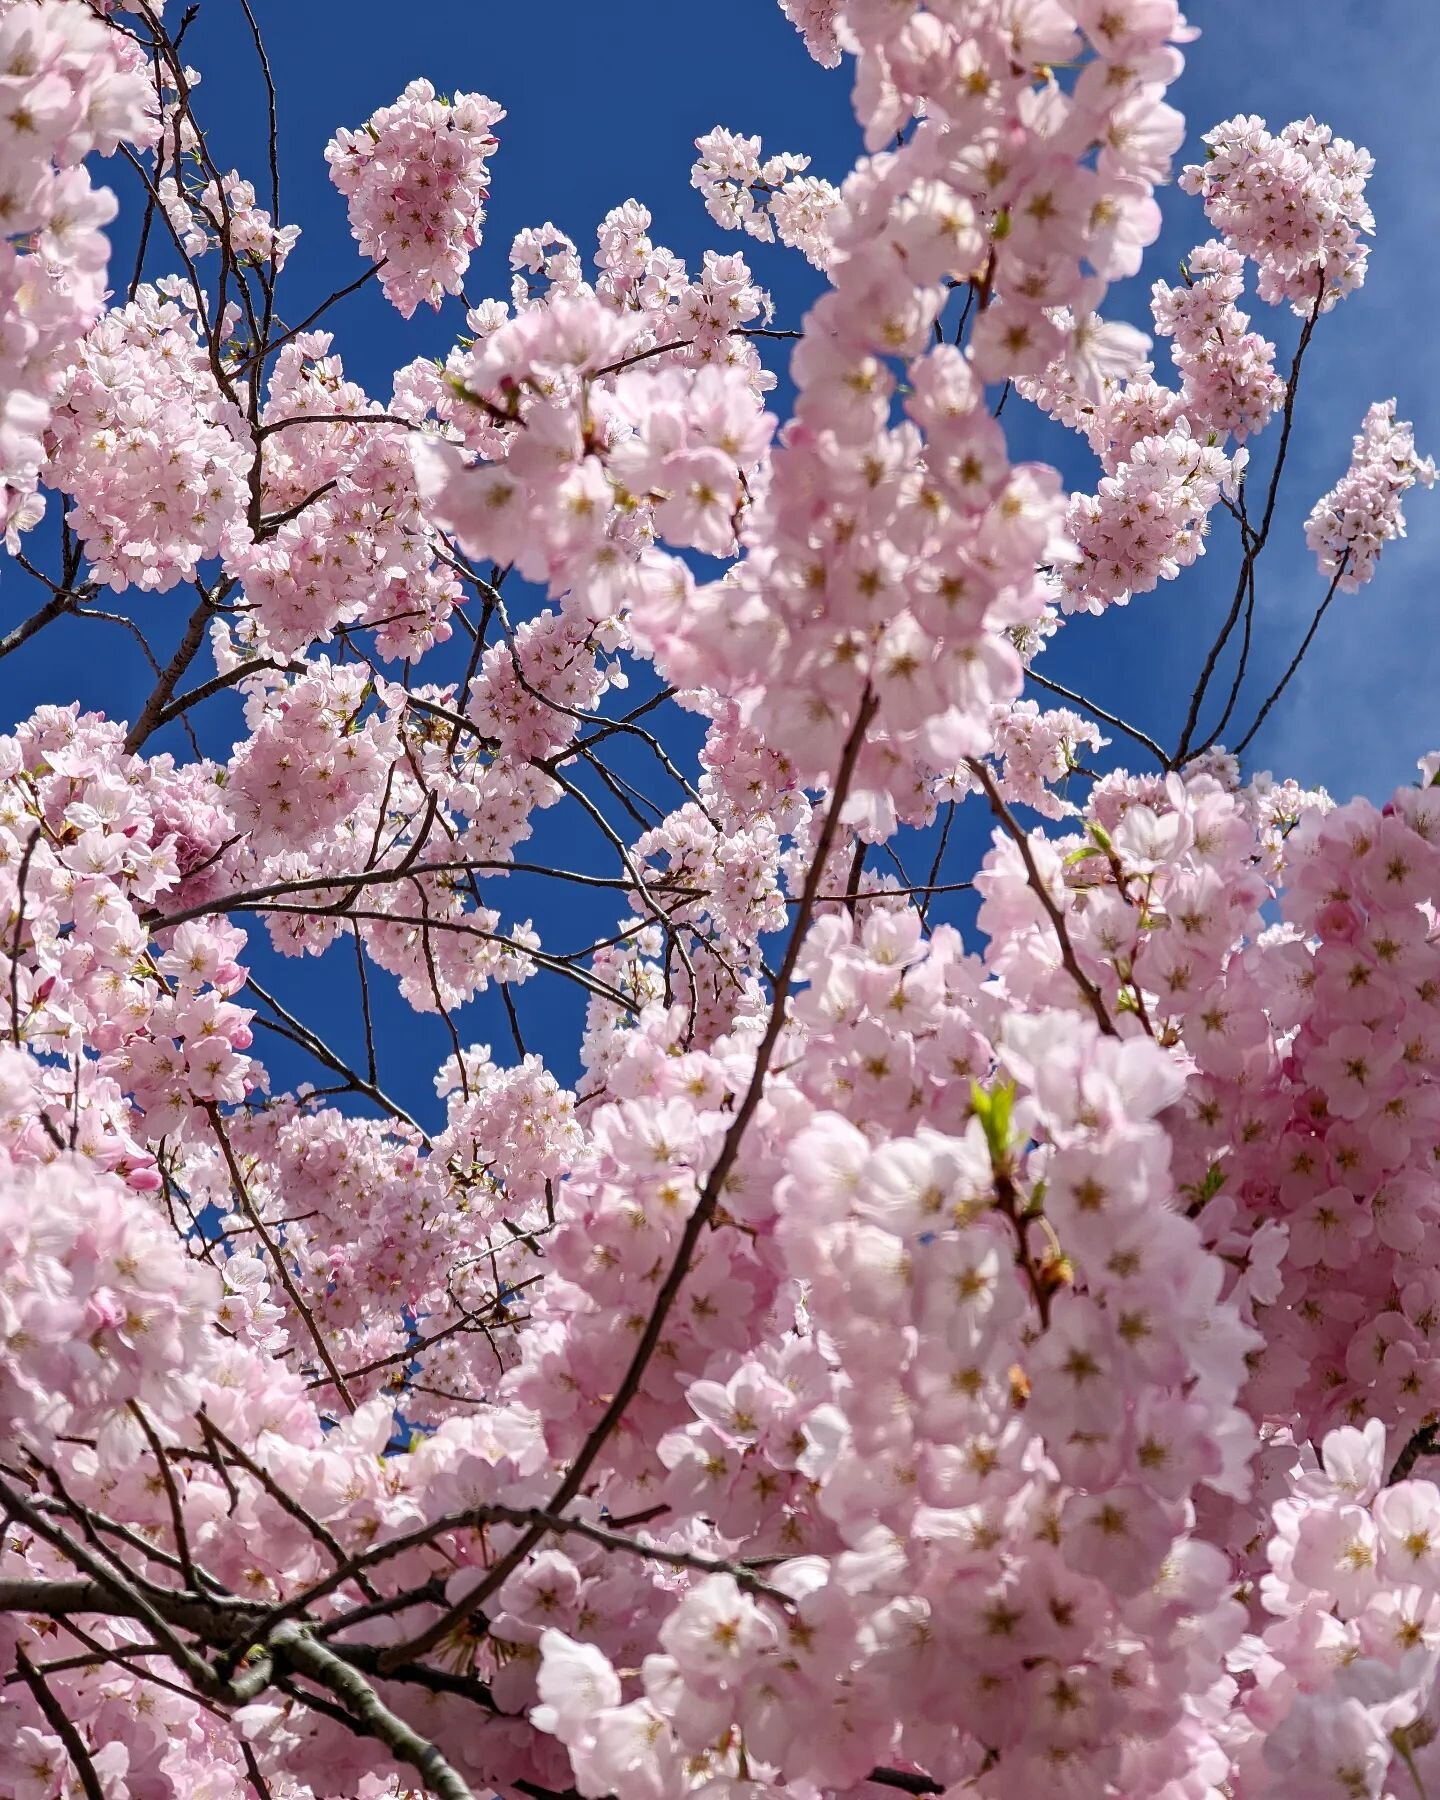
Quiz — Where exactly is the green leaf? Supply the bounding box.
[1181,1162,1226,1217]
[970,1078,1016,1166]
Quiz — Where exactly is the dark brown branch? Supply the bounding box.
[1024,668,1168,769]
[242,976,429,1138]
[1232,554,1350,758]
[148,858,697,932]
[0,1477,226,1695]
[1173,280,1325,764]
[151,657,293,730]
[202,1103,358,1413]
[268,1621,476,1800]
[196,1410,381,1603]
[965,759,1115,1037]
[124,590,219,755]
[244,906,635,1011]
[380,686,880,1670]
[1390,1423,1440,1485]
[14,1646,107,1800]
[1193,549,1257,758]
[0,586,83,660]
[865,1770,945,1796]
[127,1402,198,1591]
[232,263,383,378]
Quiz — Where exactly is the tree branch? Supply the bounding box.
[13,1645,107,1800]
[966,759,1115,1037]
[380,686,881,1671]
[268,1620,476,1800]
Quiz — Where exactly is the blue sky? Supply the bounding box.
[179,0,1436,802]
[1092,0,1440,801]
[11,0,1430,793]
[1,0,1433,1122]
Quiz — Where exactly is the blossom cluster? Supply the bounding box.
[650,0,1195,810]
[1,3,1438,1799]
[157,166,300,270]
[0,1124,217,1452]
[691,126,841,268]
[1062,424,1239,614]
[47,282,252,590]
[1306,398,1437,592]
[0,0,156,544]
[1150,240,1286,444]
[1181,113,1375,312]
[1229,1419,1440,1795]
[325,77,505,317]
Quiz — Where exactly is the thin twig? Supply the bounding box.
[1232,555,1350,757]
[966,759,1115,1037]
[1173,281,1325,763]
[1025,668,1168,769]
[127,1402,199,1591]
[380,687,881,1670]
[202,1103,359,1413]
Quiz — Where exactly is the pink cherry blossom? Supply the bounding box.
[0,7,1436,1799]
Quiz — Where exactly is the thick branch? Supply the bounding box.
[269,1621,476,1800]
[13,1646,107,1800]
[380,687,881,1670]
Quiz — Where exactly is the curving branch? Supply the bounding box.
[378,686,881,1670]
[1173,278,1327,765]
[965,758,1115,1038]
[13,1645,107,1800]
[202,1103,359,1414]
[268,1621,477,1800]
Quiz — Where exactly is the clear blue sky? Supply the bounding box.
[172,0,1437,802]
[1,0,1433,1122]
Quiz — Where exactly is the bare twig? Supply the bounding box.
[1173,281,1326,763]
[124,590,220,755]
[1025,668,1168,769]
[14,1646,107,1800]
[965,759,1115,1037]
[202,1103,359,1413]
[1232,555,1350,758]
[127,1402,199,1591]
[380,687,881,1669]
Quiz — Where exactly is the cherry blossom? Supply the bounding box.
[326,78,505,317]
[0,3,1436,1798]
[1306,399,1436,592]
